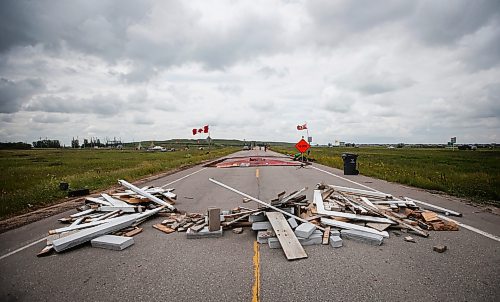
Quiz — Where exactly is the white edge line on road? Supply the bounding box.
[311,166,383,192]
[0,167,209,261]
[160,167,208,188]
[312,165,500,243]
[0,236,47,261]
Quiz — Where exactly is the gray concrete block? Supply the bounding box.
[287,217,298,229]
[295,222,317,238]
[281,207,294,215]
[268,237,281,249]
[330,235,343,248]
[298,230,323,246]
[341,229,383,246]
[249,213,266,223]
[252,221,272,231]
[186,226,223,239]
[91,235,134,251]
[257,230,275,244]
[330,229,340,237]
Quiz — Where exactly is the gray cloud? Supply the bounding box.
[31,113,70,124]
[0,78,45,113]
[24,94,123,115]
[409,0,500,46]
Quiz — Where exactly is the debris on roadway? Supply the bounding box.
[197,178,460,261]
[37,176,461,261]
[37,179,177,256]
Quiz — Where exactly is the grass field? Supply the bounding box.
[273,146,500,205]
[0,147,237,219]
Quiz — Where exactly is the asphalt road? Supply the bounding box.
[0,149,499,302]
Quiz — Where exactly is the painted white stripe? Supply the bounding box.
[160,167,207,188]
[313,164,500,243]
[312,166,384,192]
[0,236,47,261]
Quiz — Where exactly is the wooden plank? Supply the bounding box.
[124,227,143,237]
[322,226,331,245]
[153,224,175,234]
[422,211,440,222]
[266,212,307,261]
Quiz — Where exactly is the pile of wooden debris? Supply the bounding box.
[38,179,176,256]
[183,179,461,260]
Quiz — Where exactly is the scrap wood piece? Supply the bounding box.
[313,190,395,224]
[266,212,307,260]
[208,178,324,231]
[118,180,175,210]
[124,227,143,237]
[153,224,175,234]
[430,220,459,231]
[321,218,390,238]
[37,245,54,257]
[422,211,440,222]
[322,227,331,245]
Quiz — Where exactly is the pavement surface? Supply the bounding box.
[0,149,499,302]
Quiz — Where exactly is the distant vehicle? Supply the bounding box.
[242,145,250,150]
[148,146,166,152]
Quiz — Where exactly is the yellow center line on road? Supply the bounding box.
[252,240,260,302]
[255,168,259,178]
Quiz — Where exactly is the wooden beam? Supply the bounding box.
[266,212,307,260]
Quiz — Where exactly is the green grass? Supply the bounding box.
[0,147,237,219]
[273,146,500,205]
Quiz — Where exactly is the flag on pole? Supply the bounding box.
[192,125,209,135]
[297,123,307,130]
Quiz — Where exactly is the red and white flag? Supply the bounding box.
[297,123,307,130]
[192,125,209,135]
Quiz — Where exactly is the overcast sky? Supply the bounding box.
[1,0,499,145]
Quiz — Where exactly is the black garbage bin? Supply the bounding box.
[341,153,359,175]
